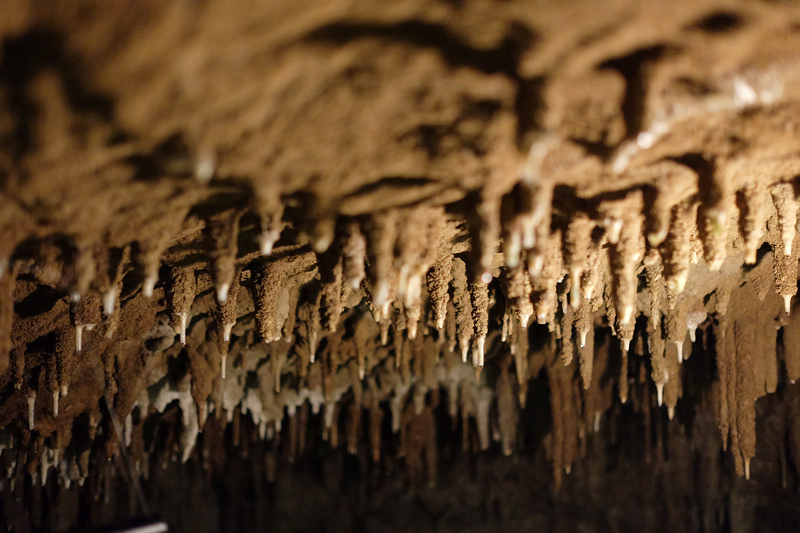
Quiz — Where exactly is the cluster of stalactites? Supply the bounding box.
[5,153,800,488]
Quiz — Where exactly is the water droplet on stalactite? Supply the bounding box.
[27,392,36,431]
[738,184,767,265]
[771,182,798,256]
[579,329,588,349]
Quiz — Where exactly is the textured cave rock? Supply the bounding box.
[3,1,800,532]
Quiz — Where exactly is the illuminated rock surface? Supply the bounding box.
[3,1,800,531]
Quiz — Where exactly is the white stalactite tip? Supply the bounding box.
[745,247,758,265]
[435,315,445,330]
[52,391,59,418]
[477,336,486,367]
[647,227,669,247]
[745,457,751,480]
[619,305,634,326]
[143,275,157,298]
[179,313,189,346]
[676,341,684,364]
[194,151,216,183]
[519,310,531,330]
[580,329,588,349]
[380,301,391,322]
[460,340,469,364]
[221,354,227,379]
[504,231,521,268]
[784,236,793,257]
[60,384,68,397]
[668,406,675,420]
[784,294,793,315]
[223,322,234,342]
[622,338,631,352]
[216,282,230,304]
[689,326,697,343]
[582,283,595,302]
[312,225,334,254]
[607,218,623,244]
[667,271,687,295]
[380,325,389,346]
[593,412,601,433]
[656,382,664,407]
[70,292,81,303]
[407,322,418,340]
[529,255,544,279]
[75,325,83,353]
[358,365,365,381]
[258,229,279,256]
[103,290,116,316]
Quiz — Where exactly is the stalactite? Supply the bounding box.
[168,266,197,346]
[207,209,243,303]
[216,269,241,342]
[427,244,454,331]
[318,247,344,332]
[661,200,698,297]
[342,221,366,290]
[738,188,767,272]
[575,298,594,389]
[771,181,798,257]
[563,214,594,309]
[451,258,474,363]
[365,211,399,309]
[469,279,489,367]
[530,229,562,326]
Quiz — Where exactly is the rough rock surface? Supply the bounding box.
[3,1,800,531]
